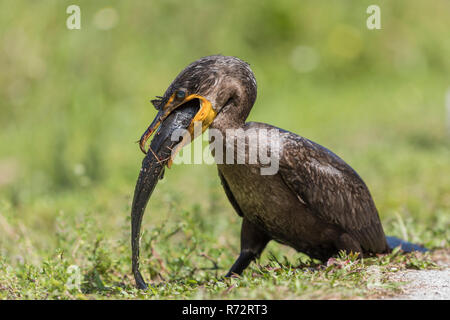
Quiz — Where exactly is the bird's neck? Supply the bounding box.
[209,112,245,134]
[210,92,254,134]
[208,100,252,166]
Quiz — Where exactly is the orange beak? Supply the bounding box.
[139,93,217,155]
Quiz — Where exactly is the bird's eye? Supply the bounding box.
[176,90,186,99]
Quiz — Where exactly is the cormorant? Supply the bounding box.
[131,55,426,289]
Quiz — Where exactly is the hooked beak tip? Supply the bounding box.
[135,140,147,154]
[139,142,147,154]
[138,111,164,154]
[139,133,150,154]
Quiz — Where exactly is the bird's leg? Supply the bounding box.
[225,218,270,277]
[334,233,363,256]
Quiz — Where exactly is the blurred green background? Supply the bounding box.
[0,0,449,297]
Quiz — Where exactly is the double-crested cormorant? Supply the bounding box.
[131,55,426,289]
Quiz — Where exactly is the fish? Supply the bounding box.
[131,100,199,289]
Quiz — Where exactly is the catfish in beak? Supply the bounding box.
[131,100,199,289]
[139,89,217,155]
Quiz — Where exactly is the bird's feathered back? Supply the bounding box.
[278,131,388,253]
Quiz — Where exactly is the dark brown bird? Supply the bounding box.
[132,55,426,289]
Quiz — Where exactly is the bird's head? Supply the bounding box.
[139,55,257,154]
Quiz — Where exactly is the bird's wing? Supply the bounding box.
[278,132,387,252]
[218,169,244,217]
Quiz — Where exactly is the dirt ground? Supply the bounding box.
[387,250,450,300]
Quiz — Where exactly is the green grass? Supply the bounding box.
[0,0,449,299]
[0,206,445,299]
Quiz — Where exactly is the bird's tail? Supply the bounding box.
[386,236,428,253]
